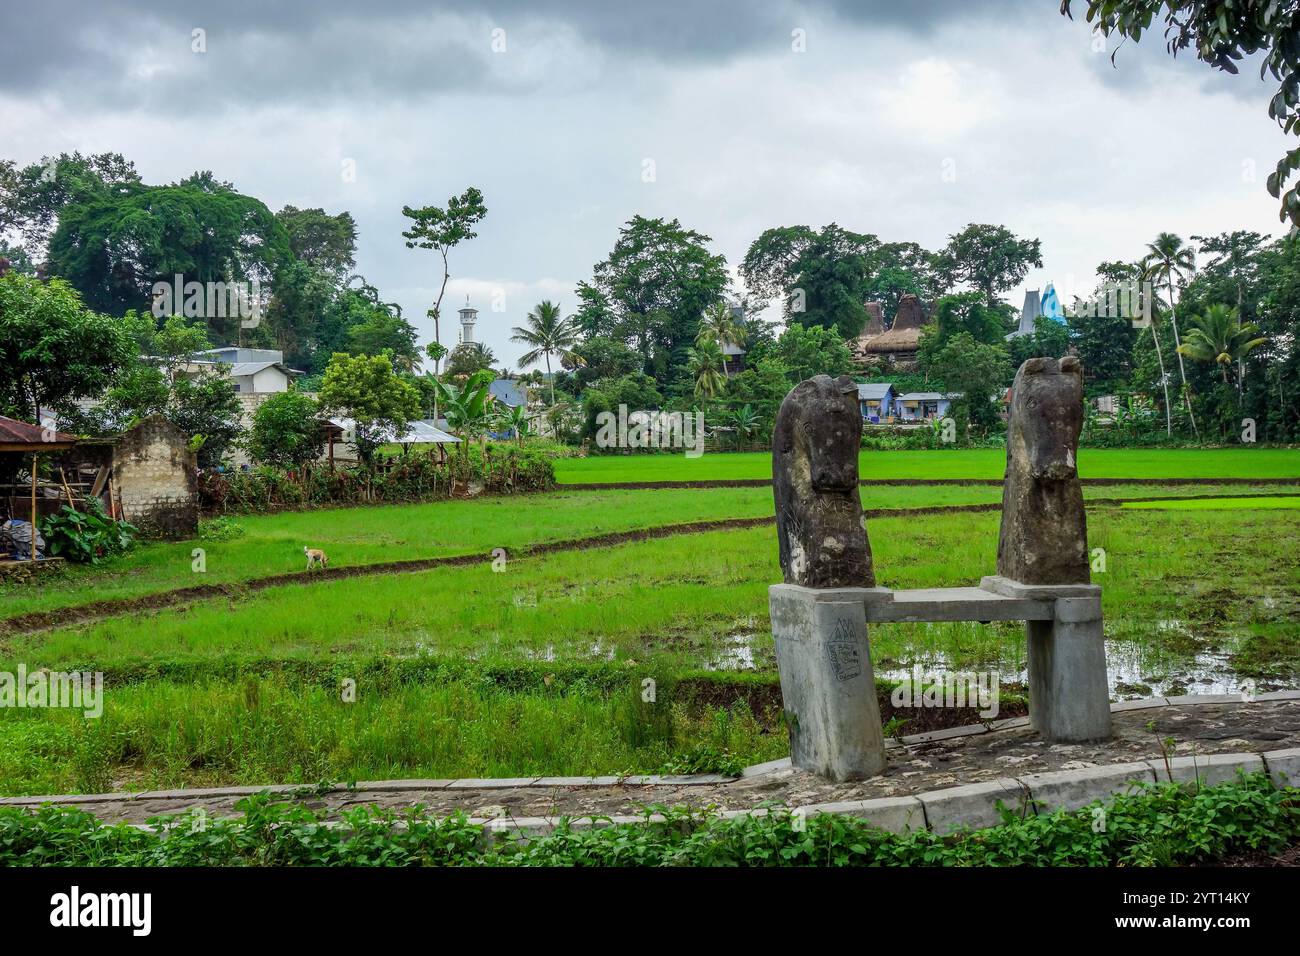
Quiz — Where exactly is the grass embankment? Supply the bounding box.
[1123,496,1300,510]
[554,447,1300,483]
[2,777,1294,868]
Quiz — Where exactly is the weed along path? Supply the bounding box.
[4,490,1300,640]
[6,695,1298,827]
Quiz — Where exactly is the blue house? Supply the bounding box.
[857,383,895,423]
[896,392,959,422]
[488,378,528,440]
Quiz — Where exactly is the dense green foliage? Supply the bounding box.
[247,391,325,470]
[198,443,556,513]
[0,777,1292,867]
[38,501,137,564]
[0,272,133,420]
[1062,0,1300,227]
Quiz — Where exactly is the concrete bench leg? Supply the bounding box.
[1026,596,1111,742]
[769,584,888,781]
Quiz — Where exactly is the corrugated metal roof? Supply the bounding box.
[229,362,303,378]
[327,418,461,444]
[856,383,893,400]
[396,420,461,444]
[489,379,526,407]
[0,415,78,446]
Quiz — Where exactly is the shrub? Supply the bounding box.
[196,444,557,515]
[38,501,137,564]
[0,776,1293,867]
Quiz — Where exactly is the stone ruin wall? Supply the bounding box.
[111,417,199,539]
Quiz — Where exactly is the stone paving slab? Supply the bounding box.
[3,697,1298,829]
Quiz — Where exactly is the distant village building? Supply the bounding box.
[184,347,304,394]
[895,392,958,422]
[856,383,895,422]
[851,294,931,367]
[1007,285,1066,340]
[178,347,304,468]
[722,302,748,376]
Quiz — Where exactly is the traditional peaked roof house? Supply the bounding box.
[852,294,931,366]
[1008,289,1041,339]
[862,300,885,337]
[1007,285,1066,340]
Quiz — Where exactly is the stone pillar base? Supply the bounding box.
[982,576,1111,742]
[768,584,891,781]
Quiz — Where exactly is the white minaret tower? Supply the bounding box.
[458,300,478,345]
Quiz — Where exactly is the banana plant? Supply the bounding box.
[432,369,497,481]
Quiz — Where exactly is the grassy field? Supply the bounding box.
[554,447,1300,483]
[1122,496,1300,510]
[2,447,1298,797]
[5,481,1295,622]
[3,501,1297,796]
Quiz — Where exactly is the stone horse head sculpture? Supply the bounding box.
[772,374,874,588]
[997,356,1089,584]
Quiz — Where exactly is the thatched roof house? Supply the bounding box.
[851,294,931,365]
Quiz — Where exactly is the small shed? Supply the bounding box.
[0,415,80,564]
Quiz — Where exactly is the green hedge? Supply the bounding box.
[197,444,556,514]
[1,775,1293,867]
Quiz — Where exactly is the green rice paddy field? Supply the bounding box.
[554,447,1300,483]
[0,448,1297,796]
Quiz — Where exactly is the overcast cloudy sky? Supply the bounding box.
[1,0,1291,368]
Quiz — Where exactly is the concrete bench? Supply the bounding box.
[770,576,1111,781]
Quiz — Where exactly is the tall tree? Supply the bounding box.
[318,351,421,463]
[1177,304,1268,387]
[1061,0,1300,227]
[740,223,878,337]
[589,216,730,380]
[696,300,746,376]
[0,151,141,257]
[45,181,291,333]
[276,205,358,275]
[0,273,133,420]
[400,187,487,374]
[934,223,1043,307]
[924,332,1012,432]
[512,300,584,405]
[1068,260,1140,390]
[1143,232,1200,438]
[687,340,726,398]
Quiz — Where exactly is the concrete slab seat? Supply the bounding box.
[771,577,1111,781]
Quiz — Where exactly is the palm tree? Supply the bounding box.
[512,301,584,407]
[697,301,746,376]
[1177,304,1268,392]
[687,340,726,398]
[1144,233,1199,439]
